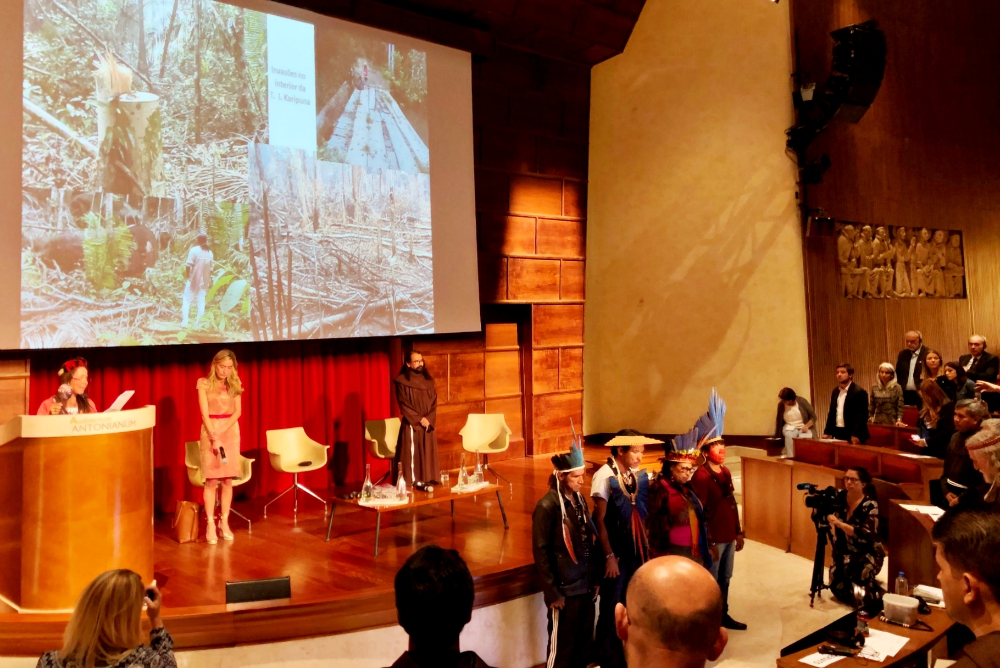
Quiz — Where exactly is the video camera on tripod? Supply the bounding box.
[798,482,839,526]
[798,482,840,606]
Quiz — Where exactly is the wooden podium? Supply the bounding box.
[0,406,155,612]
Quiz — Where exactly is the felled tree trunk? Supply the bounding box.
[94,54,164,197]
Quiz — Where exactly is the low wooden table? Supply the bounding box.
[777,607,952,668]
[325,483,509,557]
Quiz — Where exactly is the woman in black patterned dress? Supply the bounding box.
[36,570,175,668]
[827,467,886,606]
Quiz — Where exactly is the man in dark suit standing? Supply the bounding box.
[822,363,870,444]
[959,335,999,411]
[895,330,928,407]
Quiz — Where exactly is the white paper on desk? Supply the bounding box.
[913,585,943,602]
[924,507,945,521]
[798,652,845,667]
[898,453,934,459]
[899,503,928,511]
[865,629,910,658]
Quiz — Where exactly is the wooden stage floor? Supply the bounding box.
[1,456,562,656]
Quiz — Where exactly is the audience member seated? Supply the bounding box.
[827,467,885,607]
[36,570,172,668]
[917,379,955,459]
[931,509,1000,668]
[921,349,945,383]
[940,362,977,402]
[895,330,928,407]
[960,335,999,411]
[614,556,728,668]
[939,399,988,510]
[386,545,493,668]
[869,363,905,427]
[775,387,816,458]
[965,419,1000,509]
[822,363,869,444]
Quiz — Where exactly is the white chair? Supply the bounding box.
[184,441,255,532]
[263,427,330,517]
[459,413,513,489]
[365,418,401,484]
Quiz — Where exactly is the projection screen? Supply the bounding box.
[0,0,479,349]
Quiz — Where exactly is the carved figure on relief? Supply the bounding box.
[944,233,966,298]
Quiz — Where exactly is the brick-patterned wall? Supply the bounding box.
[474,47,589,456]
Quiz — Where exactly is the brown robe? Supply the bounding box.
[393,370,439,485]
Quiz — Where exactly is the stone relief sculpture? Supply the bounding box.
[837,224,966,298]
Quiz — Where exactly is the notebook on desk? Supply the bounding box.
[104,391,134,412]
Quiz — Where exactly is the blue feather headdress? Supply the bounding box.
[665,389,727,465]
[552,418,586,472]
[665,423,705,465]
[696,388,727,448]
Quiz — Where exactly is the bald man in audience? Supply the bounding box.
[614,556,728,668]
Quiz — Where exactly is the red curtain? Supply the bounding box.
[28,340,392,514]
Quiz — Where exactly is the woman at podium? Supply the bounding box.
[36,357,97,415]
[197,350,243,544]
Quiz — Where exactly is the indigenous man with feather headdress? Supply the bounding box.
[690,389,747,631]
[590,428,660,668]
[532,435,601,668]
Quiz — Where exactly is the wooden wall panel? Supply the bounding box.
[508,258,561,301]
[485,323,519,349]
[559,347,584,391]
[537,219,585,258]
[533,305,585,347]
[794,0,1000,425]
[509,175,563,216]
[0,379,29,425]
[448,353,486,403]
[560,261,585,301]
[467,49,589,456]
[563,180,587,218]
[533,391,584,452]
[485,351,521,397]
[532,349,560,394]
[478,254,508,302]
[0,358,29,425]
[478,214,536,256]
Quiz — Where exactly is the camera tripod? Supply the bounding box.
[809,516,833,606]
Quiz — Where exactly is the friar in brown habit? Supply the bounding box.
[394,350,439,486]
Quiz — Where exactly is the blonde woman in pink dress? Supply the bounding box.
[197,349,244,544]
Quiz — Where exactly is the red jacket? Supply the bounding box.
[690,465,742,544]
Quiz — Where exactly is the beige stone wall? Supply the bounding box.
[585,0,810,435]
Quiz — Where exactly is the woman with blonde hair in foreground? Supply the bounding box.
[36,569,174,668]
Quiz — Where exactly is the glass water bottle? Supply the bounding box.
[361,463,374,500]
[458,453,469,487]
[474,453,484,484]
[396,462,408,499]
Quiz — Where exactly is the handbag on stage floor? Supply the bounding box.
[172,501,201,543]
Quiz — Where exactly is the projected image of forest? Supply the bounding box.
[20,0,435,348]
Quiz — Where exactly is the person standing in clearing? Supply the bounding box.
[181,233,213,328]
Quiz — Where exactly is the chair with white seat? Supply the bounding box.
[184,441,255,532]
[365,418,401,485]
[459,413,513,490]
[263,427,330,517]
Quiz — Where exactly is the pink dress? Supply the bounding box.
[197,378,241,479]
